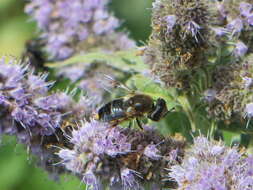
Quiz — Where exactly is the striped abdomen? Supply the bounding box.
[98,98,126,122]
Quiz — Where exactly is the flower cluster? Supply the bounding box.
[143,0,219,89]
[221,1,253,34]
[0,56,92,176]
[143,0,253,97]
[144,0,253,123]
[204,62,245,121]
[203,1,253,121]
[25,0,135,60]
[169,136,253,190]
[58,121,185,190]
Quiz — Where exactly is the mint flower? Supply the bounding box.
[0,56,92,176]
[205,48,253,121]
[227,18,244,35]
[245,103,253,118]
[58,121,185,190]
[221,1,253,34]
[164,15,176,32]
[234,41,248,57]
[25,0,135,60]
[143,0,219,89]
[240,2,252,17]
[169,136,253,190]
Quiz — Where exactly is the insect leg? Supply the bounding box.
[136,118,143,130]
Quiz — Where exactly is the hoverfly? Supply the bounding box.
[94,76,171,129]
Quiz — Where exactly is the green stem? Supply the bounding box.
[209,120,217,138]
[218,122,253,135]
[177,95,196,132]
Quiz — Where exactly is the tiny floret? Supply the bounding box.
[234,41,248,57]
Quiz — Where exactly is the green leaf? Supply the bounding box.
[162,111,192,141]
[177,95,197,132]
[0,136,86,190]
[46,49,148,73]
[223,131,240,146]
[220,44,234,57]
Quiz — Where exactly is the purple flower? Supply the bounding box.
[120,168,141,190]
[114,33,136,50]
[216,2,227,18]
[79,79,104,105]
[0,56,91,177]
[83,171,103,190]
[25,0,135,60]
[25,0,52,30]
[57,66,85,82]
[169,136,253,190]
[240,2,252,17]
[34,93,72,111]
[27,74,51,94]
[57,149,80,173]
[245,103,253,118]
[203,89,217,102]
[212,27,230,36]
[58,121,132,189]
[247,14,253,25]
[144,144,162,160]
[164,15,176,32]
[186,21,201,39]
[58,121,185,189]
[0,56,86,137]
[242,76,253,88]
[70,121,131,157]
[92,16,119,35]
[234,41,248,57]
[144,0,216,89]
[227,18,244,35]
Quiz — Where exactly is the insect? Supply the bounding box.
[94,76,171,129]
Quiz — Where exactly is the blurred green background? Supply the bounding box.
[0,0,152,190]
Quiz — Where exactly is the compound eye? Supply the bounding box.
[157,98,166,106]
[134,103,143,111]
